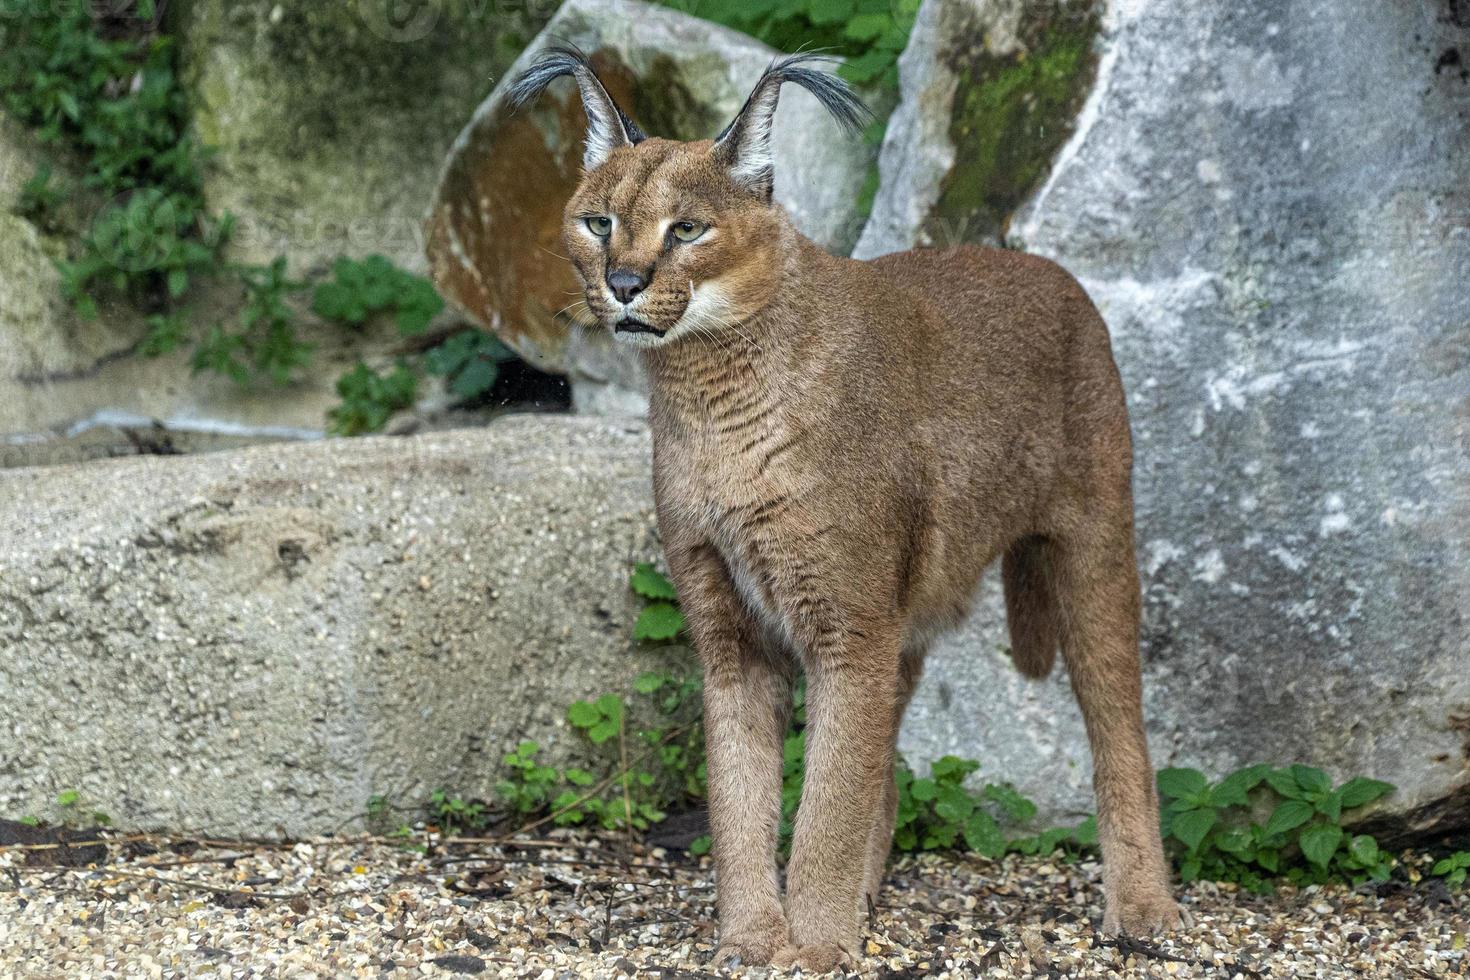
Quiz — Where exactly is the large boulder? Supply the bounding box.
[170,1,547,274]
[854,0,1101,258]
[0,418,684,836]
[887,0,1470,836]
[425,0,876,415]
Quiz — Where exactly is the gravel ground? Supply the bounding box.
[1,829,1466,978]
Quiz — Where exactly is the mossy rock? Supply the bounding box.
[928,0,1100,245]
[854,0,1101,257]
[169,0,550,273]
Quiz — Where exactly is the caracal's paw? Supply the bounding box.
[771,941,853,974]
[713,921,790,968]
[1102,882,1184,935]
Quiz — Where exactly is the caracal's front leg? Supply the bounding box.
[775,621,901,972]
[669,544,793,966]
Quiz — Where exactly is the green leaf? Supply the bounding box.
[1337,777,1394,809]
[843,13,890,39]
[633,672,666,694]
[566,700,600,728]
[630,563,678,601]
[594,693,624,721]
[1157,768,1208,801]
[963,810,1006,857]
[448,357,497,398]
[933,784,975,823]
[424,331,477,375]
[1214,828,1253,855]
[805,0,853,24]
[587,719,619,744]
[1315,788,1343,822]
[1290,765,1332,797]
[930,756,979,780]
[1071,816,1098,847]
[1298,823,1343,868]
[564,768,595,786]
[689,834,712,856]
[1170,807,1217,851]
[1347,835,1379,866]
[634,601,686,641]
[838,50,894,85]
[1264,799,1315,836]
[56,790,80,808]
[982,783,1036,824]
[1265,767,1305,799]
[908,777,937,802]
[1211,764,1269,807]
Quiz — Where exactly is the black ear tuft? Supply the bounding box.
[714,53,872,196]
[507,42,646,167]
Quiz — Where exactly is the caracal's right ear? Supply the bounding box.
[508,44,646,171]
[713,53,871,200]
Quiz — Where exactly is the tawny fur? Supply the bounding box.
[510,50,1181,973]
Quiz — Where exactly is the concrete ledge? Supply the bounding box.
[0,416,679,836]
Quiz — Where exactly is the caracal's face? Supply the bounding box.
[562,138,782,349]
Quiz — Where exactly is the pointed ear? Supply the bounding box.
[713,53,871,199]
[508,44,646,170]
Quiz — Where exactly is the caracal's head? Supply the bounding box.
[508,47,868,349]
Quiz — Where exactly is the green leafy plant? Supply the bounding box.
[568,693,626,746]
[53,788,112,828]
[16,165,66,228]
[424,329,518,401]
[328,361,418,436]
[312,255,444,336]
[229,257,312,384]
[664,0,919,91]
[1431,851,1469,888]
[493,741,568,818]
[0,4,316,387]
[428,789,491,835]
[59,188,230,317]
[1157,764,1395,891]
[630,563,688,641]
[315,258,527,431]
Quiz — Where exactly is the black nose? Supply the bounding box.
[606,268,648,304]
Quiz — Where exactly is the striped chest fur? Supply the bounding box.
[651,359,823,653]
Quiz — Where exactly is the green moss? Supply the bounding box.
[927,0,1100,245]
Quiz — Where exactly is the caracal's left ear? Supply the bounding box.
[712,53,871,200]
[508,43,646,170]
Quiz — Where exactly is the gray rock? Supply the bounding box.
[170,0,545,273]
[897,0,1470,835]
[425,0,875,414]
[0,418,688,836]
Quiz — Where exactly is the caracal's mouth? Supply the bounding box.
[614,317,666,336]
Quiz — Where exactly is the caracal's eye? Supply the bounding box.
[672,220,706,243]
[585,215,613,238]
